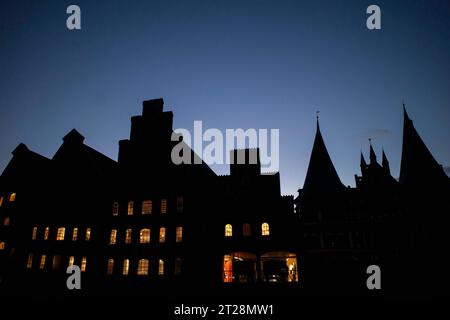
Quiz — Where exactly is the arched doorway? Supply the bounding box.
[223,252,257,283]
[260,252,299,283]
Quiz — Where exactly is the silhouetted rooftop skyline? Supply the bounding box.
[1,0,449,196]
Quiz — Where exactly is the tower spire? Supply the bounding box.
[399,105,448,187]
[369,138,377,164]
[360,151,367,168]
[302,114,345,195]
[382,148,391,175]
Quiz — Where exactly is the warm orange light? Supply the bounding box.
[225,224,232,237]
[140,229,150,243]
[56,227,65,241]
[142,200,152,214]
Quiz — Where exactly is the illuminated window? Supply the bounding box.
[39,255,46,269]
[107,259,114,275]
[160,199,167,214]
[0,242,5,250]
[109,229,117,245]
[32,227,38,240]
[177,197,183,213]
[56,227,65,241]
[52,255,61,270]
[142,200,152,214]
[85,228,91,241]
[44,227,50,240]
[0,196,3,207]
[223,255,233,282]
[68,256,75,267]
[127,201,134,215]
[225,224,232,237]
[158,259,165,276]
[125,229,132,244]
[243,223,251,237]
[72,228,78,241]
[262,223,270,236]
[140,229,150,243]
[159,227,166,243]
[137,259,149,275]
[123,259,129,275]
[9,193,16,202]
[27,254,34,268]
[81,257,87,272]
[3,217,10,226]
[176,226,183,243]
[175,258,182,275]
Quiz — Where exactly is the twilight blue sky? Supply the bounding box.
[1,0,449,196]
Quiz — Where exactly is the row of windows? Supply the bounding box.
[106,258,181,276]
[112,197,183,216]
[225,223,270,237]
[109,227,182,245]
[0,193,16,207]
[32,226,91,241]
[27,254,87,272]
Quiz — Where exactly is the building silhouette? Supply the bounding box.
[0,99,448,299]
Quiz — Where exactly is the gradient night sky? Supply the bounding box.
[1,0,449,196]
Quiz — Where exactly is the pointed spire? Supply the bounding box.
[399,104,447,187]
[369,138,377,164]
[382,148,391,175]
[403,100,410,121]
[360,151,367,168]
[302,114,345,195]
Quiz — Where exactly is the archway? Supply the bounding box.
[223,252,257,283]
[260,251,299,283]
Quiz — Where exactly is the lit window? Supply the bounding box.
[0,242,5,250]
[109,229,117,245]
[159,227,166,243]
[158,259,165,276]
[223,255,233,282]
[243,223,251,237]
[225,224,232,237]
[137,259,149,275]
[123,259,129,275]
[56,227,65,241]
[262,222,270,236]
[127,201,134,215]
[142,200,152,214]
[175,258,182,275]
[112,201,119,216]
[68,256,75,267]
[176,226,183,243]
[3,217,10,226]
[140,229,150,243]
[161,199,167,214]
[39,255,46,269]
[27,254,34,268]
[125,229,132,244]
[32,227,38,240]
[44,227,50,240]
[52,255,61,270]
[85,228,91,241]
[81,257,87,272]
[9,193,16,202]
[107,259,114,275]
[72,228,78,241]
[0,196,3,207]
[177,197,183,213]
